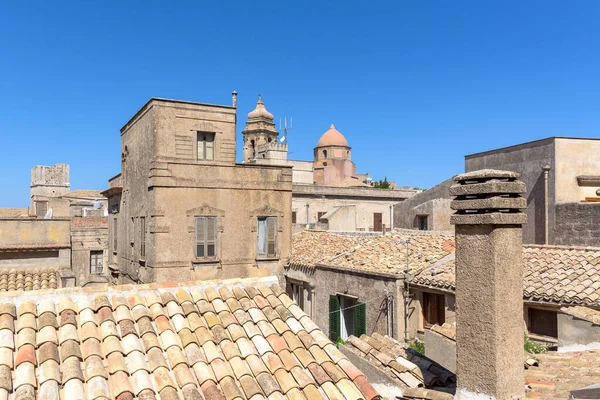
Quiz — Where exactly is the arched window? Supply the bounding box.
[323,150,328,159]
[250,139,256,159]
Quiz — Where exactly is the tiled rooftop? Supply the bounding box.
[0,276,381,400]
[0,268,58,292]
[524,349,600,399]
[560,305,600,324]
[62,190,106,199]
[0,208,28,218]
[291,230,455,275]
[411,245,600,307]
[343,333,454,400]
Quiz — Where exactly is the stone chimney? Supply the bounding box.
[450,169,526,399]
[232,90,238,108]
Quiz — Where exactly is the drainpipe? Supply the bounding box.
[390,204,394,231]
[305,203,310,227]
[543,165,551,244]
[404,239,411,341]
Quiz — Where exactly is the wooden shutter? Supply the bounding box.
[206,217,217,257]
[329,295,340,342]
[286,282,293,298]
[267,217,277,256]
[140,217,145,258]
[292,212,297,224]
[195,217,205,257]
[355,301,366,337]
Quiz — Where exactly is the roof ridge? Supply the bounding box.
[525,243,600,251]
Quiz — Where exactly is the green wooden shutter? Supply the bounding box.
[329,295,340,342]
[355,301,366,337]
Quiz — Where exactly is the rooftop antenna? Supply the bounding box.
[279,114,292,144]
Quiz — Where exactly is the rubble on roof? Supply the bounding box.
[343,332,454,400]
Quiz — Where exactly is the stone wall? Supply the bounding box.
[313,266,401,340]
[558,312,600,347]
[465,138,555,245]
[393,178,454,232]
[554,202,600,247]
[70,217,109,287]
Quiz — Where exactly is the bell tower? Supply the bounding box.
[242,95,280,161]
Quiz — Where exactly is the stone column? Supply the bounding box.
[450,170,526,400]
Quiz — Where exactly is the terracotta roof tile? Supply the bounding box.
[344,332,455,392]
[412,244,600,307]
[0,277,379,399]
[291,230,455,274]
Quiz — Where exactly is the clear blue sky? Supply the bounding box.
[1,2,599,207]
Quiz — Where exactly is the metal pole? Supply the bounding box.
[404,239,411,341]
[543,165,551,244]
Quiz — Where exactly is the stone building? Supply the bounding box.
[394,136,600,247]
[243,97,418,232]
[0,164,109,289]
[104,95,293,285]
[289,229,600,348]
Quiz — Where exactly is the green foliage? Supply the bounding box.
[524,333,550,354]
[373,176,391,189]
[335,337,347,347]
[408,339,425,355]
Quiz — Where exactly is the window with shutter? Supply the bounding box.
[197,132,215,161]
[194,216,217,259]
[257,216,277,257]
[140,217,145,259]
[329,295,341,342]
[292,211,297,224]
[113,217,118,252]
[355,301,366,337]
[267,217,277,256]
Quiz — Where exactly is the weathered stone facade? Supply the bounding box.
[554,202,600,246]
[105,96,293,284]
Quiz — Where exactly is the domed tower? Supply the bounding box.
[242,96,279,161]
[313,124,357,186]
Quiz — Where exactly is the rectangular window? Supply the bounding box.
[529,308,558,338]
[418,215,428,231]
[257,217,277,257]
[286,280,306,311]
[197,132,215,161]
[140,217,145,259]
[195,216,217,259]
[90,251,103,275]
[292,211,297,224]
[329,294,366,341]
[113,217,118,252]
[423,292,445,328]
[36,201,48,218]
